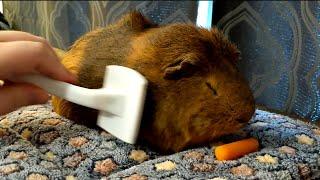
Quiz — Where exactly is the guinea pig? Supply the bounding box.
[52,11,255,153]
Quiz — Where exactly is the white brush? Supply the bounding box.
[19,65,148,144]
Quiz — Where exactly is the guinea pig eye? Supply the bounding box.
[206,82,217,96]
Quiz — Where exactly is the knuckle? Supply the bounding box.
[32,41,49,55]
[37,37,50,46]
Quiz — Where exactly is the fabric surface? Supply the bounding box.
[0,103,319,179]
[214,1,320,122]
[2,1,198,50]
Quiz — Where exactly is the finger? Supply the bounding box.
[0,41,76,83]
[0,31,74,78]
[35,45,77,83]
[0,83,49,115]
[0,30,45,43]
[0,31,59,62]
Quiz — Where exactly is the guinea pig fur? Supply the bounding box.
[52,11,255,153]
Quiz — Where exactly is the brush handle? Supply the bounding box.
[18,65,148,144]
[18,74,125,115]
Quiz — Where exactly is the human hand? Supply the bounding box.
[0,31,76,115]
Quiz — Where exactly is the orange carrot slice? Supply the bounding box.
[214,138,259,160]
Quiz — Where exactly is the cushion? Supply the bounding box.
[0,102,319,179]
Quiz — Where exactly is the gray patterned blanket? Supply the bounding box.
[0,102,319,179]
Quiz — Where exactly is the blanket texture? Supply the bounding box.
[0,102,319,179]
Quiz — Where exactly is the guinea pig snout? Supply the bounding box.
[232,96,255,123]
[221,82,255,123]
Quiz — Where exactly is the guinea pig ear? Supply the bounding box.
[163,53,201,80]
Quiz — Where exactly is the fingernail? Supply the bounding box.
[28,88,50,104]
[66,72,77,84]
[38,92,50,103]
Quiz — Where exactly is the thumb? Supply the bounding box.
[0,83,49,115]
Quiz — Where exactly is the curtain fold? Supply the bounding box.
[213,1,320,122]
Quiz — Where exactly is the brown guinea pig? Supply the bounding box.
[52,11,255,153]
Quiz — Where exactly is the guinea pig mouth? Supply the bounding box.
[235,118,248,124]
